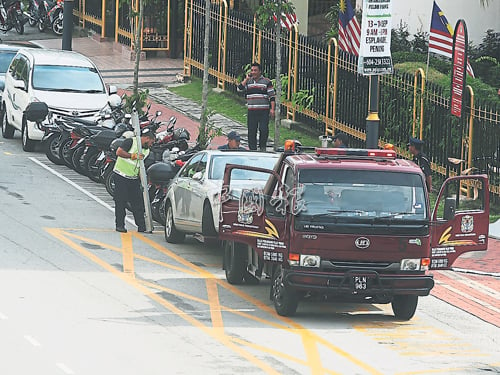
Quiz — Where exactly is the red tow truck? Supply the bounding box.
[219,142,489,319]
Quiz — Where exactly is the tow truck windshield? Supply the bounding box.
[296,169,427,222]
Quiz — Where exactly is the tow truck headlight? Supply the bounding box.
[401,258,429,271]
[300,254,320,268]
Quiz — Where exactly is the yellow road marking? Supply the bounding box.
[121,232,135,276]
[45,228,278,374]
[206,278,224,332]
[46,228,390,375]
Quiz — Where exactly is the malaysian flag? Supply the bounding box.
[338,0,361,55]
[272,12,298,31]
[429,1,475,77]
[271,0,298,32]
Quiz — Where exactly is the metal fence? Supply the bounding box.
[183,0,500,197]
[73,0,171,52]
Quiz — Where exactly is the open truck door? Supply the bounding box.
[219,164,289,284]
[430,175,489,270]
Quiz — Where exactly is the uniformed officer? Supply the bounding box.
[113,127,155,233]
[332,133,349,148]
[408,136,432,192]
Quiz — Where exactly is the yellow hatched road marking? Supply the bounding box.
[45,228,387,375]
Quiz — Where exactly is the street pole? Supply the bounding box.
[132,109,154,233]
[366,75,380,149]
[62,0,74,51]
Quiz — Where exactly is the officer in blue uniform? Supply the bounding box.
[408,137,432,192]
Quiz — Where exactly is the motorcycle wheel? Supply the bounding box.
[44,133,64,165]
[84,151,102,183]
[15,14,24,34]
[28,10,37,27]
[71,146,87,176]
[52,14,62,35]
[58,138,76,169]
[38,18,46,32]
[105,170,115,197]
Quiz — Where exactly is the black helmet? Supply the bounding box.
[114,123,128,137]
[173,127,190,141]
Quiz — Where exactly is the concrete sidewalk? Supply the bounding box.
[34,36,500,276]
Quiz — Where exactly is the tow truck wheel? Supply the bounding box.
[224,241,246,285]
[391,295,418,320]
[272,266,298,317]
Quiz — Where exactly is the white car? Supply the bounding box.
[164,150,280,243]
[1,48,116,151]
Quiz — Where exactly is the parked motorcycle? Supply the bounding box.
[25,0,41,27]
[36,0,63,35]
[0,0,26,34]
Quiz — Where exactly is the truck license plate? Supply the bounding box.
[353,276,368,290]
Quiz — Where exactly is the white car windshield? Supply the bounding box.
[210,154,278,180]
[32,65,105,93]
[296,170,427,221]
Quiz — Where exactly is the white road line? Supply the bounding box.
[24,335,41,347]
[56,363,75,374]
[29,157,136,227]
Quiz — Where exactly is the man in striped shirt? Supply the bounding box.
[238,62,276,151]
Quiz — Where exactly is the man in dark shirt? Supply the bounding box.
[218,130,246,150]
[408,136,432,192]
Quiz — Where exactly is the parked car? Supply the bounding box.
[164,150,280,243]
[1,48,116,151]
[0,43,39,109]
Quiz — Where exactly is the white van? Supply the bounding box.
[1,48,116,151]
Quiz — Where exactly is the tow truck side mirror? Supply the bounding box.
[443,197,456,221]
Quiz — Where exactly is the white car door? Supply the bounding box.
[172,153,204,231]
[8,54,30,129]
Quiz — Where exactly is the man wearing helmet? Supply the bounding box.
[113,127,155,233]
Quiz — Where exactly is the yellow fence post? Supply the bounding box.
[286,24,298,121]
[101,0,106,38]
[325,38,338,136]
[461,85,475,197]
[115,0,119,43]
[412,68,425,139]
[183,0,193,77]
[252,15,261,64]
[217,0,228,90]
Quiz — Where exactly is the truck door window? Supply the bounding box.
[435,178,485,220]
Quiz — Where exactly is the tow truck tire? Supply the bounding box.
[164,201,185,243]
[224,241,246,285]
[391,295,418,320]
[272,266,299,317]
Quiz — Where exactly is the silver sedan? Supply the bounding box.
[164,150,279,243]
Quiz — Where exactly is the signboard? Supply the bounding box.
[358,0,393,75]
[450,19,468,118]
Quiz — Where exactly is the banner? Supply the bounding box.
[357,0,393,75]
[450,19,468,118]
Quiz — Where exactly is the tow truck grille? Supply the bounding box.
[324,260,395,270]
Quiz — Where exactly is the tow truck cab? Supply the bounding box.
[219,145,489,320]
